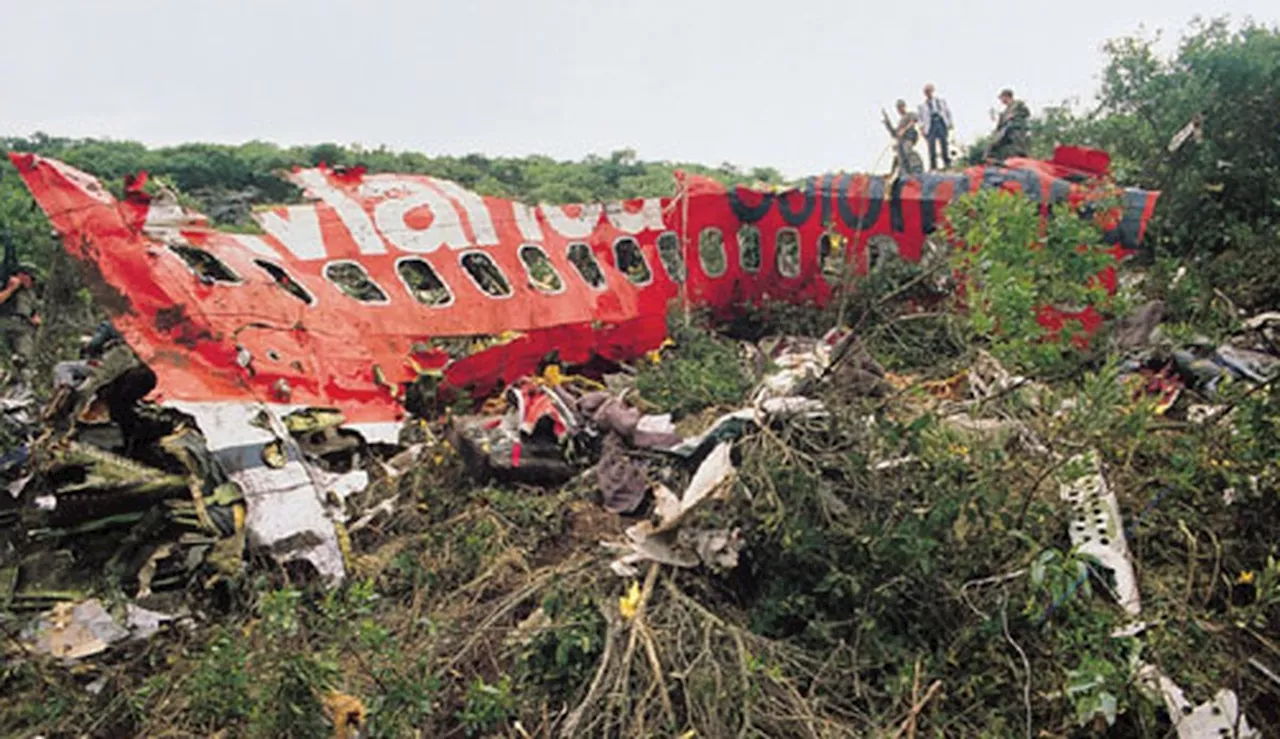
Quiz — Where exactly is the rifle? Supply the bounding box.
[882,108,912,141]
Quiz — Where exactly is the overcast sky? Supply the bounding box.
[1,1,1274,178]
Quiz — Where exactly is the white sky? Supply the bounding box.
[1,1,1274,178]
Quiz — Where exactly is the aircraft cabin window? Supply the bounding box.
[567,242,606,289]
[698,228,727,278]
[397,258,453,307]
[866,234,901,271]
[253,259,314,305]
[613,237,652,285]
[324,261,389,303]
[460,252,513,298]
[656,231,685,283]
[518,245,565,294]
[170,245,241,284]
[775,228,801,278]
[737,225,762,273]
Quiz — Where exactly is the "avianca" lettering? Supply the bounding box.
[246,171,666,262]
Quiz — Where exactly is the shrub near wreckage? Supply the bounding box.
[945,180,1130,374]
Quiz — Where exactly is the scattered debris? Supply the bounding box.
[4,154,1278,736]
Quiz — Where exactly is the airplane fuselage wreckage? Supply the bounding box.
[9,147,1159,581]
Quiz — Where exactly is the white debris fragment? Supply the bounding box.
[635,413,677,439]
[124,604,175,642]
[169,401,349,584]
[872,456,920,471]
[677,442,735,519]
[758,396,826,417]
[751,334,839,404]
[20,599,172,661]
[7,474,32,499]
[1136,664,1258,739]
[319,468,370,507]
[1058,450,1141,615]
[1187,405,1225,425]
[608,441,739,575]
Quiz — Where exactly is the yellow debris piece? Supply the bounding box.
[540,363,566,386]
[619,580,642,621]
[262,440,287,469]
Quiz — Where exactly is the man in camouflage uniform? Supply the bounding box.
[883,99,924,175]
[987,88,1031,161]
[0,266,40,371]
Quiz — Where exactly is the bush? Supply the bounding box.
[945,185,1124,376]
[1025,18,1280,310]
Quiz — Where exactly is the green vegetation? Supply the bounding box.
[1026,18,1280,311]
[946,184,1125,375]
[635,310,753,420]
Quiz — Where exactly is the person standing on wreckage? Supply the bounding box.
[882,99,924,176]
[917,83,954,171]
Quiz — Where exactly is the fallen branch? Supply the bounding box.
[891,680,943,739]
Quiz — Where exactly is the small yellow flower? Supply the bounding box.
[1237,571,1256,585]
[619,581,642,620]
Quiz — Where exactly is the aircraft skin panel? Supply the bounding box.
[9,147,1159,428]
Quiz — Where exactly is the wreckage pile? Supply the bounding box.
[4,253,1280,737]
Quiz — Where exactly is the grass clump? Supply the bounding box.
[635,309,752,419]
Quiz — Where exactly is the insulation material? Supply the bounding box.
[1058,450,1140,615]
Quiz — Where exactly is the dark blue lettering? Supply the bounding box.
[836,174,885,230]
[778,177,818,226]
[728,186,774,224]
